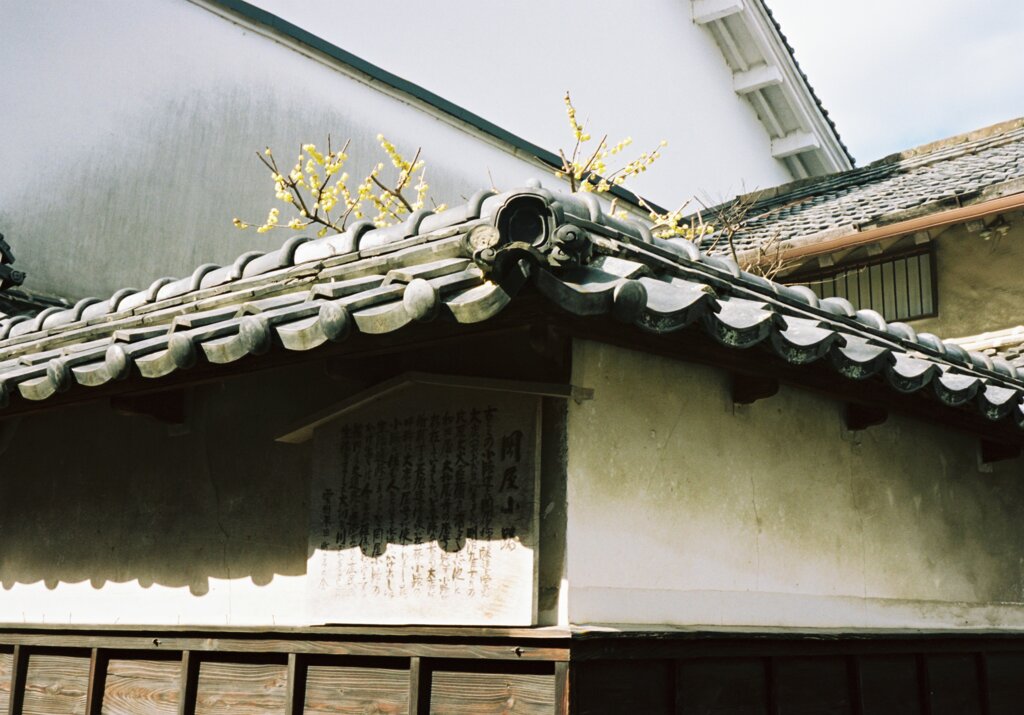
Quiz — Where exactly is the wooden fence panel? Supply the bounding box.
[574,661,672,715]
[303,662,409,714]
[987,652,1024,715]
[430,669,556,714]
[677,658,768,715]
[925,654,982,715]
[773,656,853,715]
[194,661,288,715]
[858,655,920,715]
[22,653,90,715]
[0,651,11,712]
[102,658,180,715]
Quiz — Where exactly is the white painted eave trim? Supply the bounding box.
[691,0,853,175]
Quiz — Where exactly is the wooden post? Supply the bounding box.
[285,653,305,715]
[6,645,25,715]
[408,657,426,715]
[177,651,198,715]
[84,648,106,715]
[554,661,571,715]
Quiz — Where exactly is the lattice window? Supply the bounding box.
[793,249,937,322]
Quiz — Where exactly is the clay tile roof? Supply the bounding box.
[1,184,1023,439]
[699,118,1024,253]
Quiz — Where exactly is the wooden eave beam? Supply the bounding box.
[733,64,784,95]
[771,131,821,159]
[693,0,744,24]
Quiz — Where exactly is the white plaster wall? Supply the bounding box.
[566,340,1024,629]
[0,0,561,300]
[249,0,795,207]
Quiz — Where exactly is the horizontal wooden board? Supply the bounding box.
[22,652,90,715]
[304,663,409,714]
[102,658,180,715]
[0,634,567,662]
[194,661,288,715]
[430,669,555,714]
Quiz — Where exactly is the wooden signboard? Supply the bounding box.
[306,382,541,626]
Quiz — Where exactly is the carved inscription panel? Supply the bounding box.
[307,385,540,626]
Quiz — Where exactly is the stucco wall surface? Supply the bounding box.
[566,339,1024,629]
[0,1,560,300]
[0,364,337,625]
[911,221,1024,339]
[247,0,795,207]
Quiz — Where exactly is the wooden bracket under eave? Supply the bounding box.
[980,439,1022,465]
[731,373,779,405]
[844,403,888,431]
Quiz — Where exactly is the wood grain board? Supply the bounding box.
[303,663,409,714]
[22,653,90,715]
[429,670,556,714]
[193,661,288,715]
[102,658,181,715]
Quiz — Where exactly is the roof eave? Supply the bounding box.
[693,0,854,176]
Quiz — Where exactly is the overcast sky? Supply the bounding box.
[767,0,1024,165]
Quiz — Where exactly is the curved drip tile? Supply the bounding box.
[933,369,983,407]
[884,353,940,393]
[829,335,895,379]
[534,266,621,317]
[634,276,715,334]
[706,297,781,348]
[769,316,845,365]
[979,383,1022,421]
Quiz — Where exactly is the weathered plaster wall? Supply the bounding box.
[0,364,337,625]
[0,0,794,302]
[0,1,557,300]
[566,340,1024,629]
[0,335,569,627]
[911,219,1024,339]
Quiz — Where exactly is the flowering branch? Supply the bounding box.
[234,135,445,238]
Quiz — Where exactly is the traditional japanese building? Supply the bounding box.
[0,184,1023,712]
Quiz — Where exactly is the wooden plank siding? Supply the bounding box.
[0,629,1023,713]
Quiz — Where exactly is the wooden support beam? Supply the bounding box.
[692,0,744,24]
[732,373,779,405]
[6,645,26,715]
[84,648,106,715]
[408,656,426,715]
[845,404,888,432]
[555,661,571,715]
[177,650,198,715]
[771,131,821,159]
[733,64,784,94]
[980,440,1021,465]
[285,653,305,715]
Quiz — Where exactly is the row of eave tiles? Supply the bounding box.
[0,186,1022,427]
